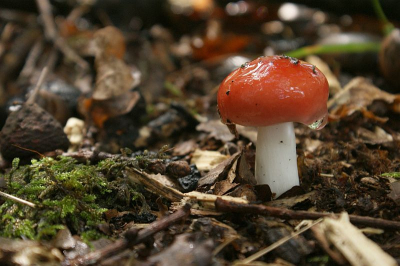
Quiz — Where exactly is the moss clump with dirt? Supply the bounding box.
[0,155,144,241]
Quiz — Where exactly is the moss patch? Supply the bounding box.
[0,156,143,240]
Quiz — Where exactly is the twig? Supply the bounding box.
[35,0,89,70]
[236,218,323,265]
[215,198,400,230]
[26,66,48,104]
[65,203,191,266]
[18,38,44,80]
[0,23,15,59]
[0,190,36,208]
[35,0,57,40]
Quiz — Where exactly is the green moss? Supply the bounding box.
[381,172,400,178]
[0,155,144,241]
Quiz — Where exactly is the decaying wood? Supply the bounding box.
[215,198,400,230]
[315,213,397,266]
[65,204,191,266]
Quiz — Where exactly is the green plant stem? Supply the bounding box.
[371,0,394,35]
[285,42,381,59]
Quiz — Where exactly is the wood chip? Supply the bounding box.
[316,212,397,266]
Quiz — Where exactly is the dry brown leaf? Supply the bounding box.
[236,147,256,185]
[144,233,214,266]
[226,184,257,202]
[226,157,238,183]
[213,179,239,196]
[265,191,316,209]
[357,126,393,145]
[197,152,240,187]
[125,167,184,202]
[0,237,64,265]
[172,139,198,156]
[306,55,342,95]
[328,77,400,120]
[388,181,400,205]
[80,91,141,128]
[236,125,258,144]
[190,149,230,171]
[196,119,235,142]
[93,54,139,100]
[93,26,126,59]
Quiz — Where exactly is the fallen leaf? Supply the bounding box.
[388,181,400,205]
[236,125,258,144]
[235,147,256,185]
[93,54,139,100]
[173,139,198,156]
[357,126,393,145]
[93,26,126,59]
[81,91,141,127]
[52,228,76,250]
[197,152,240,187]
[213,179,239,196]
[196,119,235,142]
[226,184,257,202]
[328,77,400,120]
[306,55,342,95]
[190,149,229,171]
[143,233,214,266]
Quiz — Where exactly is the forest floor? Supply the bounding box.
[0,1,400,265]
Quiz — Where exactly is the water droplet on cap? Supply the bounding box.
[308,114,328,130]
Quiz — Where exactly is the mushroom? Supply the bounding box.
[217,55,329,197]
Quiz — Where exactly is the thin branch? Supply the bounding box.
[18,39,44,80]
[215,198,400,230]
[26,66,48,104]
[237,218,323,265]
[35,0,89,70]
[0,190,36,208]
[65,204,191,266]
[35,0,57,40]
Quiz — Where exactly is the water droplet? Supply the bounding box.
[308,114,328,130]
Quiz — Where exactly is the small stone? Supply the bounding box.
[0,103,69,161]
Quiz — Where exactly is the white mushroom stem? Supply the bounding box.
[255,122,299,198]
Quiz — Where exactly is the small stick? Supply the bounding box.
[26,66,48,104]
[238,218,323,265]
[35,0,57,40]
[0,23,15,58]
[35,0,89,70]
[18,39,44,80]
[0,190,36,208]
[65,204,191,266]
[215,198,400,230]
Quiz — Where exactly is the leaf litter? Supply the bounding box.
[1,1,400,265]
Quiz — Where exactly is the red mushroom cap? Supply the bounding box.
[217,55,329,127]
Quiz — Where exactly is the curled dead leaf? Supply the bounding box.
[93,54,140,100]
[328,77,400,121]
[80,91,141,128]
[93,26,126,59]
